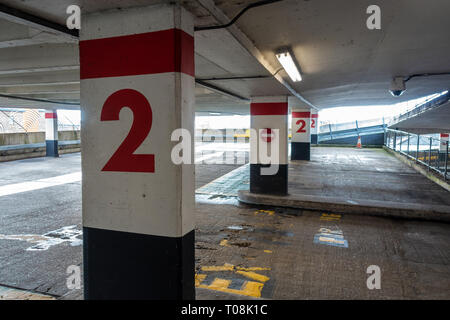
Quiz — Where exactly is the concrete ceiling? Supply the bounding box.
[0,0,450,118]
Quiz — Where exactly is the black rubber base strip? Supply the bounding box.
[250,163,288,195]
[83,227,195,300]
[291,142,310,160]
[311,134,318,145]
[45,140,58,157]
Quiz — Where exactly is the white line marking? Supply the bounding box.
[0,225,82,251]
[0,172,81,197]
[195,151,224,163]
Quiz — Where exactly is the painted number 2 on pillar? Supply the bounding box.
[100,89,155,173]
[296,119,306,133]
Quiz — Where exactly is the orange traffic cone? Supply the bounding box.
[356,136,362,148]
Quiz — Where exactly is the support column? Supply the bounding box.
[45,110,58,157]
[80,4,195,299]
[440,133,449,153]
[311,110,319,145]
[289,97,310,160]
[250,96,288,195]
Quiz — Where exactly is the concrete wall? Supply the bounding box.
[319,132,385,146]
[0,131,81,162]
[0,130,80,146]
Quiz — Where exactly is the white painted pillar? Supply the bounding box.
[45,110,58,157]
[250,96,288,195]
[79,4,195,299]
[440,133,449,153]
[289,97,310,161]
[311,110,319,144]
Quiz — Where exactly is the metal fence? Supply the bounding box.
[385,129,449,180]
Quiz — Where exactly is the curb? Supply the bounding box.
[238,190,450,223]
[383,146,450,192]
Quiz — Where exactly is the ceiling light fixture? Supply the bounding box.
[275,50,302,82]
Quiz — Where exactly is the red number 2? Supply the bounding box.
[100,89,155,173]
[311,119,316,128]
[296,119,306,133]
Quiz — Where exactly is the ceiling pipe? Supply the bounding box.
[195,0,283,31]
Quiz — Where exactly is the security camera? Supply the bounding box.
[389,77,406,97]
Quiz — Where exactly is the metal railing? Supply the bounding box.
[385,129,449,180]
[389,91,449,126]
[318,117,388,143]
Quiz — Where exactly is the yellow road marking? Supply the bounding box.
[236,266,271,271]
[195,274,207,286]
[241,281,265,298]
[320,213,341,221]
[197,278,265,298]
[208,278,232,290]
[254,209,275,216]
[201,263,235,272]
[219,239,230,247]
[264,250,272,253]
[236,270,270,282]
[196,263,271,298]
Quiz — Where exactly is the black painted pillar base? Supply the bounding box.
[46,140,59,157]
[83,227,195,300]
[250,164,288,195]
[311,134,318,145]
[291,142,310,160]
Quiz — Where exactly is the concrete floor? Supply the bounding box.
[288,147,450,205]
[240,147,450,222]
[0,147,449,299]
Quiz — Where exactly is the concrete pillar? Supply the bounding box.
[79,4,195,299]
[289,97,310,161]
[45,110,58,157]
[311,110,319,145]
[440,133,449,153]
[250,96,288,195]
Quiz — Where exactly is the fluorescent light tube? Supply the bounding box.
[276,51,302,82]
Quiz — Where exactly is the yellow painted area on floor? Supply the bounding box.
[195,274,207,286]
[197,278,264,298]
[264,250,272,253]
[236,270,270,283]
[236,266,271,271]
[219,239,230,247]
[208,278,232,290]
[254,209,275,216]
[201,263,235,272]
[320,213,341,221]
[241,281,265,298]
[196,263,271,298]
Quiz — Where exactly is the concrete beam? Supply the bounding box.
[0,3,78,40]
[0,43,78,74]
[0,71,79,86]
